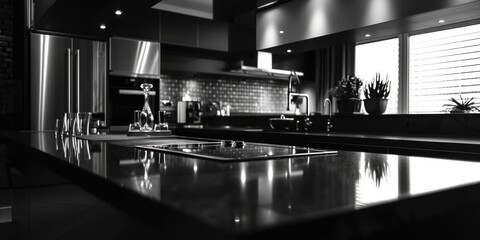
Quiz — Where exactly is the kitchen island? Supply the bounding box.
[3,131,480,239]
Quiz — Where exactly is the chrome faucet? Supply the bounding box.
[290,93,311,130]
[290,93,309,116]
[287,71,311,130]
[287,70,308,114]
[287,71,300,111]
[323,98,333,132]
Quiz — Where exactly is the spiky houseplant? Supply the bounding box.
[365,155,389,187]
[364,73,391,99]
[443,95,479,113]
[363,73,391,115]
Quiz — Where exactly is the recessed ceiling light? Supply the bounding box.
[287,49,292,53]
[438,19,445,23]
[279,30,284,34]
[115,10,123,15]
[100,24,107,30]
[365,33,371,38]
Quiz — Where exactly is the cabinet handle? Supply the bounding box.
[67,48,72,113]
[75,49,80,112]
[119,90,156,96]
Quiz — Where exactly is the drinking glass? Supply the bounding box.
[55,118,63,136]
[62,112,76,136]
[134,110,141,127]
[130,110,141,131]
[155,110,168,130]
[75,112,92,136]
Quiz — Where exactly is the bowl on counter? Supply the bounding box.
[269,115,297,131]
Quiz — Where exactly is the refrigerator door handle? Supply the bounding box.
[118,89,157,96]
[67,48,72,113]
[75,49,80,112]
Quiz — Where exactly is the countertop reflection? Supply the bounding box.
[3,131,480,237]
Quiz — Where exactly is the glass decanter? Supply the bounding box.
[140,150,153,192]
[135,149,153,193]
[140,83,154,131]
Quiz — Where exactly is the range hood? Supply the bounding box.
[229,62,304,77]
[152,0,213,19]
[229,51,304,77]
[109,37,160,79]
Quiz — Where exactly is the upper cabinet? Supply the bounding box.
[160,12,197,47]
[256,0,480,50]
[197,19,228,52]
[161,12,229,52]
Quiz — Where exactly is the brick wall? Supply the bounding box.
[0,0,13,188]
[0,0,13,80]
[0,0,17,130]
[160,74,288,114]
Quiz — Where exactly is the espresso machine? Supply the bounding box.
[177,101,202,124]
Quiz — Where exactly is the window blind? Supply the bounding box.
[409,24,480,114]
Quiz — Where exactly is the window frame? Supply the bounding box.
[355,36,402,114]
[355,19,480,114]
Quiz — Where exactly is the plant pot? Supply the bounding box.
[364,99,388,115]
[449,109,471,114]
[337,99,362,114]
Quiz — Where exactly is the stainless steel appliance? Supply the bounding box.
[177,101,202,124]
[30,33,106,131]
[108,37,161,128]
[109,76,159,126]
[109,36,160,78]
[137,140,337,161]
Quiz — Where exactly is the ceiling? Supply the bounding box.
[35,0,257,39]
[33,0,259,39]
[33,0,480,54]
[263,0,480,54]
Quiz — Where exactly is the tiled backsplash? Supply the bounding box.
[159,75,288,113]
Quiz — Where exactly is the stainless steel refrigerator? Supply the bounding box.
[30,33,107,131]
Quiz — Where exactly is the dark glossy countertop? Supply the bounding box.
[179,125,480,145]
[174,126,480,156]
[3,131,480,239]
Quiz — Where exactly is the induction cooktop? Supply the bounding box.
[136,140,337,161]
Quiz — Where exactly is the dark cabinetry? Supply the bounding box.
[160,12,228,52]
[160,12,197,47]
[198,19,228,51]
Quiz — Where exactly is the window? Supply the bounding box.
[409,24,480,114]
[355,38,399,114]
[354,23,480,114]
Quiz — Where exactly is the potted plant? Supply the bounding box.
[443,95,479,113]
[363,73,391,115]
[329,75,363,114]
